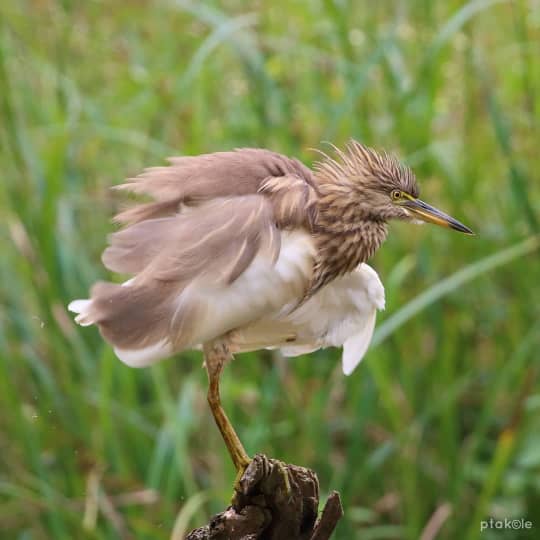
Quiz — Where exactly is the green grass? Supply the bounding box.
[1,1,539,538]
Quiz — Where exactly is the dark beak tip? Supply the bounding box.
[452,223,475,236]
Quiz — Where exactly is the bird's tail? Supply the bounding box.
[67,280,183,367]
[68,299,94,326]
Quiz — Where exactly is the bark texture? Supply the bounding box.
[186,454,343,540]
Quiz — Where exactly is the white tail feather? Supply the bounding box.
[67,299,94,326]
[114,339,172,368]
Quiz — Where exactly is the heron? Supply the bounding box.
[69,140,473,476]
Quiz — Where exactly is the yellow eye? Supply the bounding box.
[391,190,402,201]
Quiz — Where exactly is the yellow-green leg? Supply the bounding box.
[203,342,251,478]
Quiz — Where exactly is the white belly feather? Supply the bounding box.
[230,262,385,375]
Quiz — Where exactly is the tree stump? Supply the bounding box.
[186,454,343,540]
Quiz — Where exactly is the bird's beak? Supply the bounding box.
[401,195,474,235]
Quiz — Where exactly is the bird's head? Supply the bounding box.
[315,140,473,235]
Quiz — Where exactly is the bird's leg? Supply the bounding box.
[203,342,251,478]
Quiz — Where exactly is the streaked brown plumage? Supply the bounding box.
[69,139,472,473]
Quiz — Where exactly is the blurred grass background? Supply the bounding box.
[1,0,540,538]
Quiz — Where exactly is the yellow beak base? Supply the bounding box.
[401,196,474,235]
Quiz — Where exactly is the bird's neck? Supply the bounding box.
[309,191,388,292]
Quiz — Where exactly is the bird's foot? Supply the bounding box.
[232,455,253,494]
[232,455,293,504]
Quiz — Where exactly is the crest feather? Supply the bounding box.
[314,139,419,197]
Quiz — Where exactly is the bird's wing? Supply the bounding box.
[229,263,385,375]
[112,148,316,225]
[69,195,316,365]
[69,148,320,365]
[340,309,377,375]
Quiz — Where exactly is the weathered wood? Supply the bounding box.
[186,454,343,540]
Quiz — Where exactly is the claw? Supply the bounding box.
[276,461,293,500]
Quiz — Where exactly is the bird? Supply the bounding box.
[68,140,473,474]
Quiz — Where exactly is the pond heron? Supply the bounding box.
[69,141,473,474]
